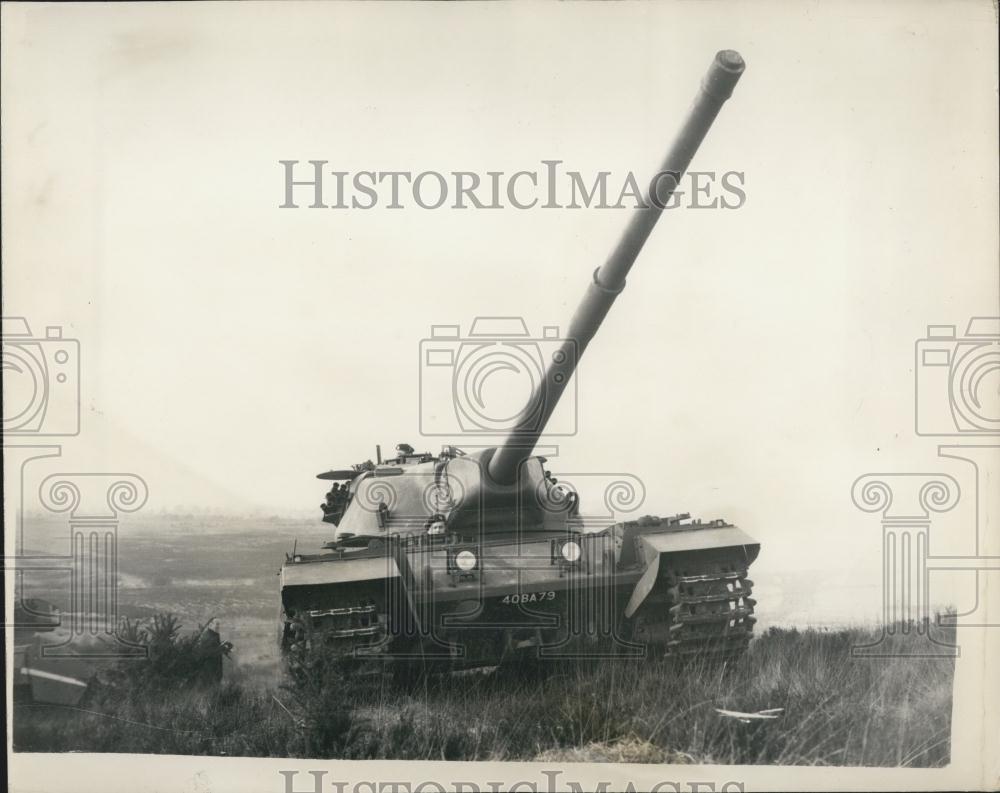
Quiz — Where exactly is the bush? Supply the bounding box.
[93,614,232,698]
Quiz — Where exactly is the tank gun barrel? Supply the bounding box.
[488,50,745,486]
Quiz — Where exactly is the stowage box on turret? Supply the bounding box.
[280,51,760,673]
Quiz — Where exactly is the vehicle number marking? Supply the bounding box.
[501,591,556,605]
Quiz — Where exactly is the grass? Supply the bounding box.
[13,621,955,766]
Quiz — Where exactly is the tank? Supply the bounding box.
[280,50,759,672]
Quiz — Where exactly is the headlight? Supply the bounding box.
[560,541,582,563]
[455,549,478,571]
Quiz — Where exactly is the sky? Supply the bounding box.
[2,1,998,617]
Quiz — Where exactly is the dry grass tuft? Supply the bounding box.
[14,619,956,766]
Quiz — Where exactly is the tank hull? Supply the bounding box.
[279,516,758,670]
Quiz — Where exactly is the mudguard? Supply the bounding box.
[280,555,400,589]
[624,525,759,619]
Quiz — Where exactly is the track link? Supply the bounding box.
[632,550,757,661]
[282,600,391,674]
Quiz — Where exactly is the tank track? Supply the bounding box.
[631,550,756,662]
[282,601,390,674]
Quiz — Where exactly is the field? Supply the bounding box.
[14,624,956,766]
[12,514,957,766]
